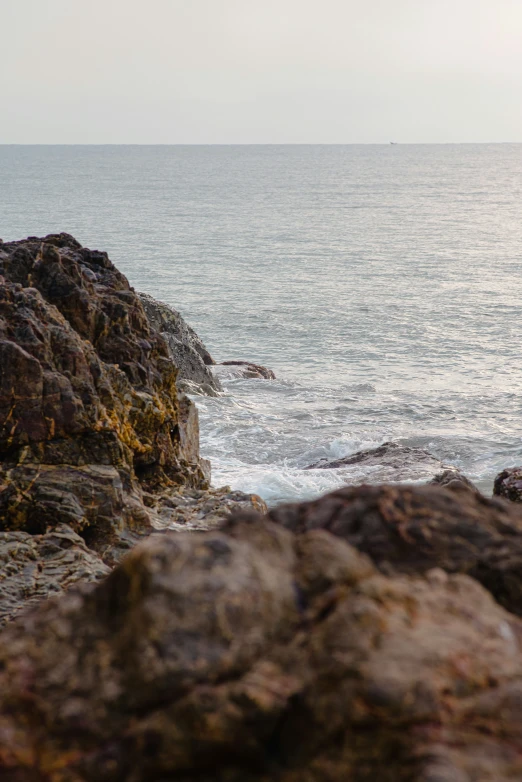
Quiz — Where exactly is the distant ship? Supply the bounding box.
[390,142,398,145]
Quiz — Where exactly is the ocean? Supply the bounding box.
[2,144,522,503]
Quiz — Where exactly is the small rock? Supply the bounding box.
[494,467,522,502]
[218,360,276,379]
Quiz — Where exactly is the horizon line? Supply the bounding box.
[1,141,522,147]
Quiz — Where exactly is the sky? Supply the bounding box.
[2,0,522,144]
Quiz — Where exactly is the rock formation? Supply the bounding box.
[0,234,264,622]
[2,514,522,780]
[5,235,522,780]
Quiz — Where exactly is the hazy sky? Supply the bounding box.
[2,0,522,143]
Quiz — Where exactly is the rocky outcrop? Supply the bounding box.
[0,234,264,621]
[138,292,222,396]
[305,440,456,483]
[268,482,522,617]
[2,514,522,781]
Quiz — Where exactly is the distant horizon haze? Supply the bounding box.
[2,0,522,145]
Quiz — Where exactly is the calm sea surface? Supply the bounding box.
[2,145,522,502]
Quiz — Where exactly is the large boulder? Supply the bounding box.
[1,515,522,780]
[138,292,222,396]
[0,235,264,620]
[268,482,522,617]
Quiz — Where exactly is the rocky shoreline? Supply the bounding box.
[2,235,522,780]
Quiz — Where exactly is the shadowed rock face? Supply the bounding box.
[2,517,522,781]
[494,467,522,502]
[0,237,219,540]
[138,292,222,396]
[268,482,522,617]
[0,234,208,500]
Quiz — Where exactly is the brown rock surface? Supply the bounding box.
[1,518,522,781]
[494,466,522,502]
[0,234,264,621]
[268,482,522,617]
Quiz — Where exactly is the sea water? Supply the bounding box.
[2,144,522,504]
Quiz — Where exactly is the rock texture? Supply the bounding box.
[0,235,264,622]
[138,292,222,396]
[0,524,110,626]
[268,482,522,617]
[305,441,459,484]
[2,516,522,781]
[494,466,522,503]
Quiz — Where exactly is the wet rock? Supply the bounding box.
[1,519,522,780]
[493,467,522,502]
[305,441,455,483]
[268,482,522,617]
[139,292,222,395]
[429,468,479,493]
[216,360,276,380]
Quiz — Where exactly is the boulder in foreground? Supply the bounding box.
[1,512,522,780]
[268,482,522,616]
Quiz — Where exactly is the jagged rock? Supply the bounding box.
[0,234,265,623]
[305,441,455,483]
[0,236,252,542]
[494,466,522,502]
[216,360,276,380]
[1,516,522,780]
[268,482,522,617]
[0,524,110,626]
[138,292,222,395]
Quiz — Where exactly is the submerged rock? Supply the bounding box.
[2,513,522,780]
[305,440,455,483]
[268,482,522,617]
[138,292,222,396]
